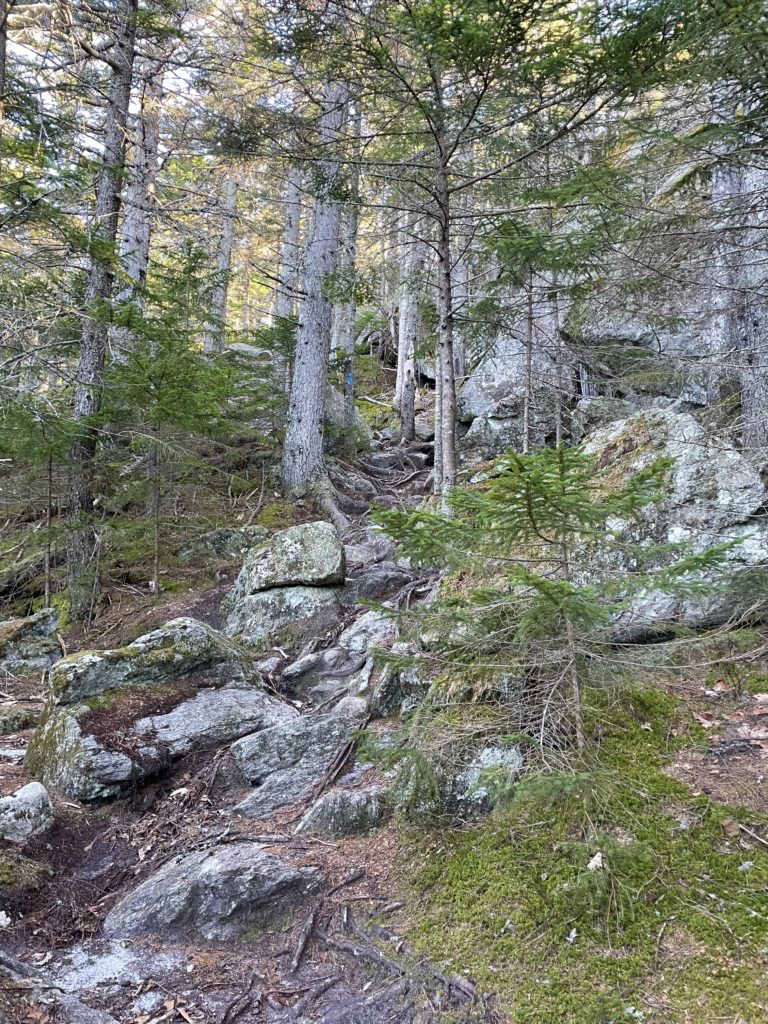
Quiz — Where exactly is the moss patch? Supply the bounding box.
[401,686,768,1023]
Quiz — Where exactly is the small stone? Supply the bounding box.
[0,782,54,843]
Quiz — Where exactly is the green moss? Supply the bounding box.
[0,707,39,735]
[402,685,768,1023]
[256,499,298,530]
[0,852,44,891]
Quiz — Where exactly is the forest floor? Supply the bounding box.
[2,432,768,1023]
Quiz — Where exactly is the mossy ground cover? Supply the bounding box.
[401,686,768,1023]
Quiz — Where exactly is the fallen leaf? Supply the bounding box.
[722,818,740,838]
[693,711,718,728]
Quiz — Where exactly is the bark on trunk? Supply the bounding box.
[434,150,458,494]
[68,0,138,621]
[281,79,346,496]
[203,171,238,354]
[333,97,361,432]
[274,167,303,323]
[395,217,426,440]
[110,65,164,359]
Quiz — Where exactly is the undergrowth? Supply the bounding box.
[401,684,768,1023]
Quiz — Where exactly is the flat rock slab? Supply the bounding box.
[134,686,298,758]
[103,842,323,941]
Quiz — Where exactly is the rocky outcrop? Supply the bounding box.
[26,613,298,801]
[0,608,60,675]
[456,329,570,462]
[103,842,323,941]
[281,611,398,702]
[27,685,295,801]
[297,787,389,837]
[225,585,342,650]
[0,782,53,843]
[50,617,256,705]
[583,406,768,636]
[223,521,346,649]
[232,696,367,818]
[571,396,635,440]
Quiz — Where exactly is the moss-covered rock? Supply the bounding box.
[0,608,60,675]
[176,525,269,565]
[50,617,256,705]
[25,703,136,800]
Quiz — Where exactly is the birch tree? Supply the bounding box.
[111,63,164,359]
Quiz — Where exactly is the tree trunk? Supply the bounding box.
[281,79,346,496]
[434,149,458,494]
[274,166,303,323]
[203,171,238,354]
[395,217,426,440]
[334,96,361,432]
[0,0,8,129]
[110,65,164,359]
[522,270,533,455]
[68,0,138,621]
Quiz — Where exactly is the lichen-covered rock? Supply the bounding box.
[0,608,60,675]
[0,782,53,843]
[570,396,635,440]
[26,705,136,800]
[337,611,397,656]
[26,685,294,800]
[454,745,524,811]
[582,407,768,636]
[296,787,389,837]
[458,330,570,427]
[103,843,323,941]
[370,644,430,717]
[224,586,342,649]
[51,617,254,705]
[177,525,269,564]
[232,696,367,818]
[227,521,345,600]
[133,686,298,758]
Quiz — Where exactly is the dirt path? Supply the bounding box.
[1,440,506,1024]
